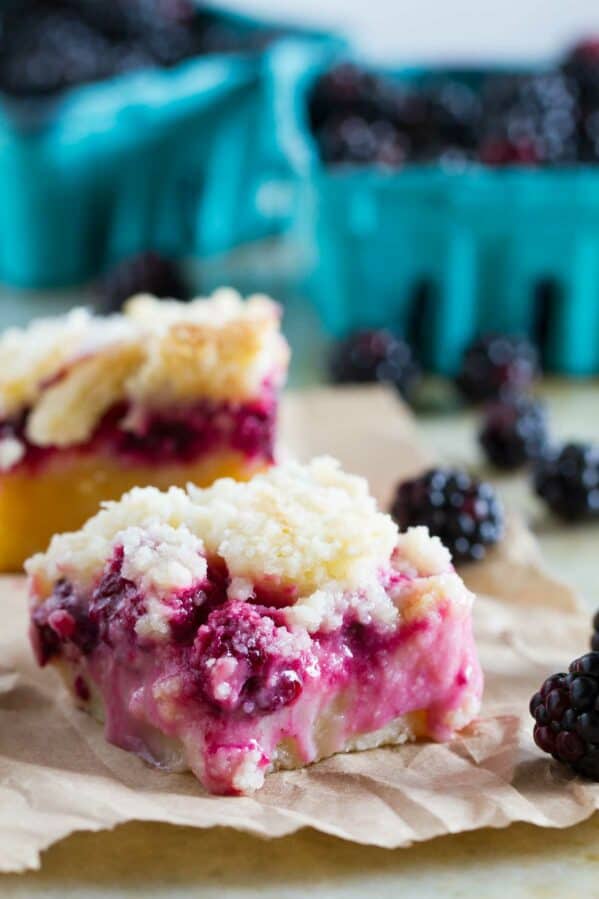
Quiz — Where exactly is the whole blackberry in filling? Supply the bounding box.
[456,334,539,404]
[192,601,305,716]
[478,71,579,166]
[390,468,504,563]
[530,653,599,780]
[533,442,599,522]
[31,579,98,665]
[479,396,548,470]
[96,251,188,311]
[329,329,420,401]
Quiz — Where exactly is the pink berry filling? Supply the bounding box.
[1,389,277,473]
[30,549,482,794]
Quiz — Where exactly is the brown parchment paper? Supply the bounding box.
[1,386,597,874]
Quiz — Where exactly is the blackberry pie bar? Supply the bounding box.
[0,290,288,569]
[28,457,483,795]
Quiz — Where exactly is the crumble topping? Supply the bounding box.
[392,572,474,623]
[27,457,397,598]
[0,290,288,449]
[393,526,453,578]
[285,579,398,633]
[27,459,473,632]
[119,523,207,598]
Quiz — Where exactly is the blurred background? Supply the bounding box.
[3,0,599,389]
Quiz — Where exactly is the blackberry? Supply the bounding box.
[308,64,398,133]
[0,3,112,97]
[479,396,548,470]
[0,1,266,99]
[530,653,599,779]
[533,442,599,522]
[96,251,188,312]
[478,71,580,166]
[456,334,539,404]
[309,64,479,167]
[329,329,420,401]
[390,468,504,563]
[562,40,599,162]
[309,64,416,169]
[413,77,481,163]
[592,611,599,652]
[316,116,408,168]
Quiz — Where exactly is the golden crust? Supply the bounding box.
[126,294,289,405]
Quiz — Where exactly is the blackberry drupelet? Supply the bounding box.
[329,329,420,401]
[530,653,599,779]
[96,251,189,312]
[479,396,548,470]
[478,71,580,166]
[456,333,539,404]
[390,468,504,563]
[533,442,599,522]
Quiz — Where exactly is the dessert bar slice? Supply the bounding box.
[0,290,288,569]
[28,457,483,794]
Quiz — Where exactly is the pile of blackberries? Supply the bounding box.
[310,42,599,168]
[0,0,274,97]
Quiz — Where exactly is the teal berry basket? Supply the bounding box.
[0,7,342,290]
[283,62,599,376]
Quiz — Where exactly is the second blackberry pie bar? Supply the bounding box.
[0,290,289,569]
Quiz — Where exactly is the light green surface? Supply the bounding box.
[3,817,599,898]
[3,380,599,896]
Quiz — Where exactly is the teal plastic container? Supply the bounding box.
[285,63,599,375]
[0,8,341,289]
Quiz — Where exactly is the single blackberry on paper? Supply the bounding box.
[479,396,548,470]
[456,333,539,404]
[530,653,599,780]
[96,251,188,311]
[390,468,504,563]
[329,329,420,401]
[533,442,599,522]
